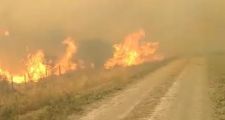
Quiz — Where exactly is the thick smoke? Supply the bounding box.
[0,0,225,71]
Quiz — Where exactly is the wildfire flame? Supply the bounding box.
[54,37,77,75]
[0,64,26,84]
[104,30,163,69]
[0,50,48,84]
[0,37,79,84]
[26,50,48,82]
[0,68,11,80]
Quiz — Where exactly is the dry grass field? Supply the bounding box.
[208,54,225,120]
[0,59,172,120]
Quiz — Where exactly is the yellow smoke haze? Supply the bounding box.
[0,0,225,73]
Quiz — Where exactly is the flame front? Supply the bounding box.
[0,37,79,84]
[0,65,26,84]
[104,30,163,69]
[54,37,77,75]
[0,67,11,80]
[0,50,48,84]
[26,50,47,82]
[13,76,26,84]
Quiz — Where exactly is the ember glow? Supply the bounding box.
[0,29,9,36]
[0,38,79,84]
[104,30,163,69]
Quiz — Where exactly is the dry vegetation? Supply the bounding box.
[0,59,172,120]
[208,54,225,120]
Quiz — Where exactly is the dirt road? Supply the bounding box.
[146,58,211,120]
[72,58,211,120]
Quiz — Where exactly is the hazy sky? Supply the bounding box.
[0,0,225,71]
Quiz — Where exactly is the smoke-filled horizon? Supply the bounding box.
[0,0,225,71]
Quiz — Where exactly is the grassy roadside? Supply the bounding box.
[0,59,173,120]
[208,54,225,120]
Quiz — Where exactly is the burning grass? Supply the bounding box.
[0,37,80,84]
[0,59,172,120]
[1,29,163,85]
[104,30,163,69]
[0,29,166,119]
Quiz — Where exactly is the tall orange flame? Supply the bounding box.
[54,37,77,75]
[26,50,48,82]
[0,37,80,84]
[104,30,163,69]
[0,50,48,84]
